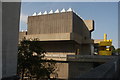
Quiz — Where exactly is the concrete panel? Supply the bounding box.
[25,33,71,41]
[56,63,68,79]
[118,1,120,48]
[25,32,83,44]
[19,31,27,41]
[32,41,76,52]
[45,52,75,61]
[84,20,94,32]
[0,1,2,79]
[81,44,91,55]
[28,12,73,35]
[73,13,83,35]
[67,55,116,62]
[73,13,92,44]
[77,57,119,79]
[70,33,82,44]
[69,62,93,78]
[2,2,21,78]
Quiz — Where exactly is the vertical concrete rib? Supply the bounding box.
[0,1,2,79]
[2,2,21,78]
[118,2,120,48]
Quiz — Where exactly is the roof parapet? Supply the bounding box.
[32,12,37,16]
[43,11,47,15]
[49,10,53,14]
[55,9,60,13]
[61,8,66,12]
[32,8,84,20]
[32,8,74,16]
[38,12,42,15]
[67,8,72,12]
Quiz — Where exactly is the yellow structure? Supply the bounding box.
[98,34,112,55]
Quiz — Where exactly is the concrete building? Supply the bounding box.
[20,9,94,57]
[19,9,94,79]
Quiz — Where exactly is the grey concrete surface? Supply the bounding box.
[118,1,120,48]
[1,2,21,79]
[67,55,116,62]
[76,56,120,79]
[0,1,2,79]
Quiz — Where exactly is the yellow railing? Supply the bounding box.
[99,41,112,46]
[99,51,112,55]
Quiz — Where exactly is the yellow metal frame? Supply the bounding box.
[99,51,112,55]
[98,34,112,55]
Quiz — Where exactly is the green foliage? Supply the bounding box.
[110,45,116,55]
[116,48,120,54]
[17,40,57,79]
[110,45,120,55]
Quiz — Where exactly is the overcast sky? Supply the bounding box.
[20,2,118,48]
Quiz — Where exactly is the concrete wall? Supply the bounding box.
[73,13,92,44]
[27,11,93,44]
[28,12,73,35]
[0,1,2,79]
[81,44,91,55]
[69,62,93,78]
[73,13,83,36]
[84,20,94,32]
[54,62,94,79]
[1,2,21,78]
[19,31,27,41]
[24,11,94,57]
[56,63,69,79]
[77,57,119,79]
[38,41,75,52]
[72,13,92,55]
[118,1,120,48]
[25,33,71,41]
[28,41,81,57]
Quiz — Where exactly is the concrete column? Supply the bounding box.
[118,1,120,48]
[0,1,2,79]
[91,44,94,55]
[0,2,21,79]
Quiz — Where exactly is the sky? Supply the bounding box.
[20,2,118,48]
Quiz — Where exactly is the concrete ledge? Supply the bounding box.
[76,56,120,79]
[67,55,116,62]
[25,33,71,41]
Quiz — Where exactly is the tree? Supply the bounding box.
[17,39,57,80]
[116,48,120,55]
[110,45,116,55]
[110,46,120,55]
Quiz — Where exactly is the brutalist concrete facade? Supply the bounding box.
[19,11,94,79]
[21,11,94,56]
